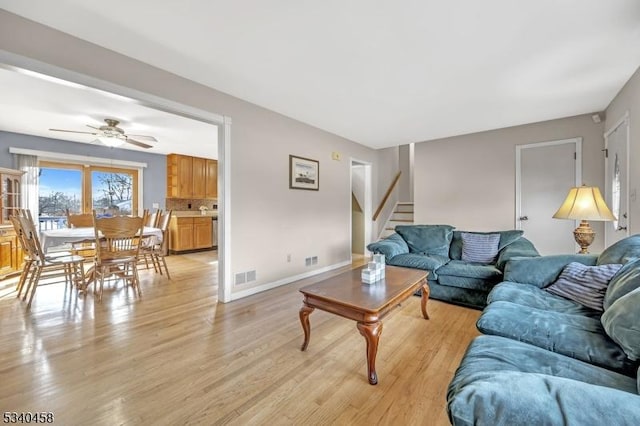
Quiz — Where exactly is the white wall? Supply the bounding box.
[605,65,640,236]
[0,11,385,297]
[414,114,606,251]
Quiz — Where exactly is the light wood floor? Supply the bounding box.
[0,253,480,425]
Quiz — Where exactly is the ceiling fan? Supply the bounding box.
[49,118,157,149]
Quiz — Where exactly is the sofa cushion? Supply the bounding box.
[545,262,623,311]
[436,260,502,280]
[597,234,640,265]
[477,300,637,375]
[602,287,640,361]
[395,225,454,257]
[366,233,409,259]
[503,254,598,288]
[450,230,524,260]
[604,258,640,310]
[460,232,500,264]
[386,253,449,274]
[488,282,601,319]
[437,275,499,293]
[447,336,640,426]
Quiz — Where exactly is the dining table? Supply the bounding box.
[40,226,163,252]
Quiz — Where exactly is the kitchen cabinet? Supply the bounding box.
[167,154,217,199]
[169,216,213,253]
[0,167,24,278]
[205,159,217,199]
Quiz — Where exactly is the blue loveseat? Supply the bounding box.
[447,235,640,425]
[366,225,539,309]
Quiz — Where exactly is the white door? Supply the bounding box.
[516,139,581,255]
[605,115,630,246]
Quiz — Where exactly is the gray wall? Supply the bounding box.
[0,11,383,296]
[414,113,606,252]
[605,65,640,236]
[0,131,167,209]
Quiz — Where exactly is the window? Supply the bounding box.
[38,161,138,228]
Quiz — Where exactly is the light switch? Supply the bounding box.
[152,202,159,209]
[331,151,341,161]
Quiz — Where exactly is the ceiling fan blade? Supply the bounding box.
[125,138,153,149]
[86,125,101,130]
[126,134,158,142]
[49,128,99,135]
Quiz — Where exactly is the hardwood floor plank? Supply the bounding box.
[0,253,480,425]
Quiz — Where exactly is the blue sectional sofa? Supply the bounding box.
[366,225,539,309]
[447,235,640,425]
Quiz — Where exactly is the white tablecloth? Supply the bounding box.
[40,227,163,252]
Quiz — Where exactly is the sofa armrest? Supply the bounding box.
[503,254,598,288]
[495,238,539,270]
[448,372,640,426]
[366,233,409,259]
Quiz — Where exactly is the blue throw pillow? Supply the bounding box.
[395,225,454,257]
[603,258,640,310]
[366,233,409,259]
[545,262,623,311]
[602,287,640,361]
[460,232,500,264]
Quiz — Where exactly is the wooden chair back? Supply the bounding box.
[92,211,145,261]
[66,209,94,228]
[145,209,163,228]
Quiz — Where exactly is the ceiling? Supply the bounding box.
[1,1,639,149]
[0,66,218,158]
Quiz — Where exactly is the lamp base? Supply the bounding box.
[574,220,595,254]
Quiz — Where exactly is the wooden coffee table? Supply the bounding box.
[299,265,429,385]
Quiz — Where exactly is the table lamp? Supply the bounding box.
[552,185,616,254]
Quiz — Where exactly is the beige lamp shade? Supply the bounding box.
[552,186,616,221]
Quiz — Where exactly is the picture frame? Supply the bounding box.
[289,155,319,190]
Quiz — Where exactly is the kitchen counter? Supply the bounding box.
[172,210,218,218]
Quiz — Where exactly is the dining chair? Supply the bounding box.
[139,209,172,279]
[145,209,162,228]
[65,208,96,259]
[92,211,145,301]
[13,212,86,309]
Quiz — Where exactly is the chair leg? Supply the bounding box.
[16,260,34,297]
[26,267,43,309]
[159,255,171,280]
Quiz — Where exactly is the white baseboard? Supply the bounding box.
[229,260,352,301]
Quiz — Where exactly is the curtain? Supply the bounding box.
[16,154,39,220]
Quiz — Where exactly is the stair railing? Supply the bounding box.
[373,171,401,221]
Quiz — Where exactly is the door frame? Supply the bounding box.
[0,50,233,302]
[515,137,582,230]
[604,111,630,246]
[349,158,372,259]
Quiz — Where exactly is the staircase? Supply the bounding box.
[380,202,414,238]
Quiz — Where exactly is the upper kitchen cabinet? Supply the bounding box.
[167,154,217,199]
[205,159,217,199]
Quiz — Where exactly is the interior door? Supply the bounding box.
[517,139,580,255]
[605,115,630,246]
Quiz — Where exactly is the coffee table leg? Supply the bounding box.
[421,280,430,319]
[299,304,315,351]
[357,321,383,385]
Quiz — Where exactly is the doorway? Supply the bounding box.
[604,113,630,246]
[516,138,582,255]
[351,159,372,257]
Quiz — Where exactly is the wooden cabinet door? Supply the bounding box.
[177,155,193,198]
[205,159,218,199]
[193,217,212,249]
[0,233,16,277]
[192,157,207,198]
[176,220,194,251]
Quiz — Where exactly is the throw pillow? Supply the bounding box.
[545,262,623,311]
[395,225,455,257]
[366,233,409,259]
[596,234,640,265]
[460,232,500,264]
[601,287,640,361]
[603,258,640,310]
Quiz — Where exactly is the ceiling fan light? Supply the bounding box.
[97,135,125,147]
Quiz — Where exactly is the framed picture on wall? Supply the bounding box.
[289,155,319,190]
